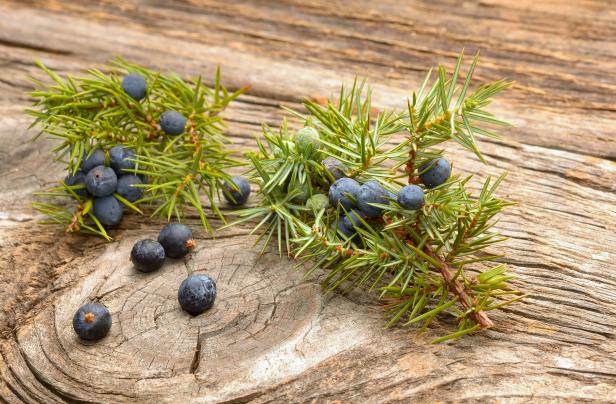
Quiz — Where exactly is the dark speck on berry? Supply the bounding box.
[85,165,117,197]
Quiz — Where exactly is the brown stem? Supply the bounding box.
[66,200,87,232]
[446,208,482,261]
[405,148,418,184]
[424,245,494,329]
[173,174,193,197]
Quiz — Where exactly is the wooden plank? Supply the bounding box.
[0,1,614,402]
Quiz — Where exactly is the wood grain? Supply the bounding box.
[0,1,615,402]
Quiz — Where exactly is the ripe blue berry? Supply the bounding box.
[357,180,391,218]
[158,223,195,258]
[64,171,88,197]
[81,148,106,173]
[328,178,360,210]
[72,302,112,341]
[398,185,424,210]
[223,176,251,205]
[160,110,186,136]
[178,274,217,316]
[92,196,124,227]
[121,73,147,101]
[419,158,451,188]
[131,239,165,272]
[116,174,143,202]
[338,210,365,238]
[322,156,347,180]
[85,166,117,197]
[109,146,136,174]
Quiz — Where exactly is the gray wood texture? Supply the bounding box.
[0,1,614,402]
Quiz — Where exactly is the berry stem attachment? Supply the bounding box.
[67,199,89,233]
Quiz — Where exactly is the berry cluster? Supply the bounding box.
[62,74,192,230]
[30,60,245,239]
[73,223,217,341]
[326,157,450,238]
[64,145,143,227]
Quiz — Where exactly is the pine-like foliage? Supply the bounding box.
[28,59,245,238]
[226,53,525,342]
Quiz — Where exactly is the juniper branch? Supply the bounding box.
[28,59,246,237]
[226,51,521,341]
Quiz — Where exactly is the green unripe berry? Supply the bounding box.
[271,145,283,158]
[294,127,320,151]
[306,193,329,211]
[289,181,310,203]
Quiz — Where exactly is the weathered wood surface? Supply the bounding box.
[0,0,615,402]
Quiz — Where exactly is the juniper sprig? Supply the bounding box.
[28,58,246,238]
[226,52,525,342]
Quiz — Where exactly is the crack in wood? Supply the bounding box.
[0,37,73,56]
[190,328,201,375]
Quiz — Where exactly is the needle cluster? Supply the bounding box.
[227,53,524,341]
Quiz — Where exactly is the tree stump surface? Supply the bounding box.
[0,1,615,402]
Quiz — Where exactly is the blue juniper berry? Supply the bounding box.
[419,157,451,188]
[357,180,391,218]
[85,166,117,197]
[397,184,424,210]
[116,174,143,203]
[322,156,347,180]
[223,176,251,205]
[92,196,124,227]
[338,209,365,238]
[178,274,217,316]
[328,177,360,210]
[131,239,165,272]
[81,148,106,173]
[121,73,147,101]
[158,223,195,258]
[64,171,88,197]
[109,146,136,174]
[160,110,186,136]
[72,302,112,341]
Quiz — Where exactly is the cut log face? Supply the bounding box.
[1,0,616,402]
[15,234,383,401]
